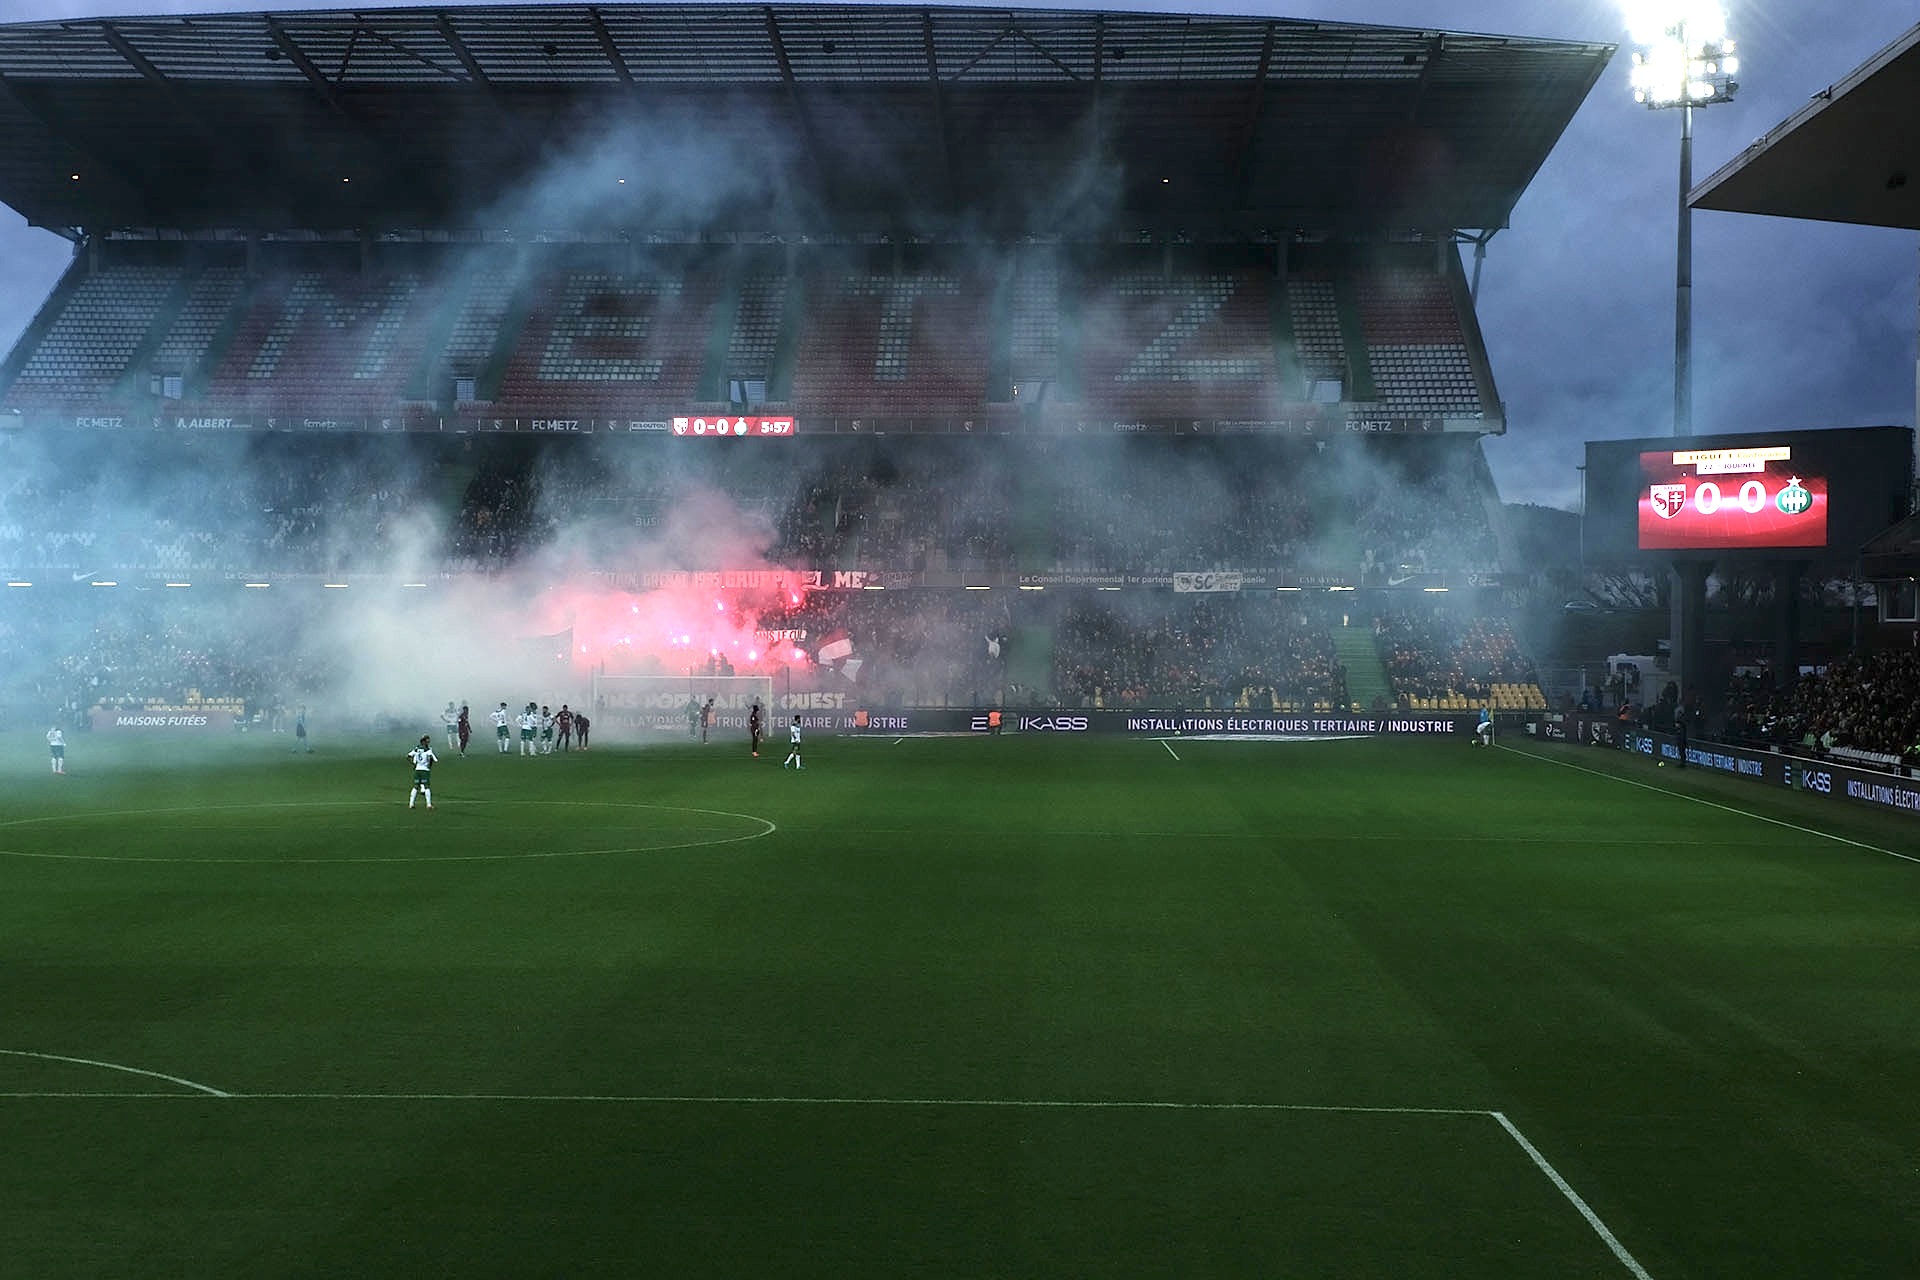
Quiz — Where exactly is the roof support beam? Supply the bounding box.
[1009,25,1080,82]
[587,7,635,85]
[922,10,954,207]
[265,16,434,218]
[763,7,829,209]
[1403,35,1446,125]
[1230,22,1277,210]
[99,22,240,153]
[97,21,239,216]
[99,23,173,92]
[435,13,494,90]
[265,16,353,121]
[1090,14,1105,157]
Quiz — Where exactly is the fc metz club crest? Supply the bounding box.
[1650,484,1688,519]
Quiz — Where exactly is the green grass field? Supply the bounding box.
[2,726,1917,1278]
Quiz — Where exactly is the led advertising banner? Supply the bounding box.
[1637,444,1826,550]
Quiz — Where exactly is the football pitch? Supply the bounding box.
[2,727,1916,1278]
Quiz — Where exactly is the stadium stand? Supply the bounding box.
[1723,652,1920,762]
[0,4,1627,732]
[1376,611,1545,711]
[1052,593,1348,712]
[2,243,1505,428]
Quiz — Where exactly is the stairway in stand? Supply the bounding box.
[1332,623,1391,711]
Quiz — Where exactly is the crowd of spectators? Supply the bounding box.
[1722,652,1920,761]
[751,586,1012,707]
[3,591,334,730]
[2,432,1505,581]
[1351,439,1500,582]
[1051,594,1347,710]
[0,429,1535,723]
[1376,611,1536,705]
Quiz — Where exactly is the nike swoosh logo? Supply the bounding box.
[72,570,98,582]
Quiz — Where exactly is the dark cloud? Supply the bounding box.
[1,0,1913,509]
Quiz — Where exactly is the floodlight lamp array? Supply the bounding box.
[1625,1,1738,108]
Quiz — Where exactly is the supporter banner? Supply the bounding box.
[91,709,237,732]
[583,569,883,592]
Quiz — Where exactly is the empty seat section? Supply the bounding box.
[1008,255,1060,385]
[431,264,519,399]
[7,264,179,406]
[1354,271,1481,417]
[200,271,439,413]
[150,265,245,389]
[1285,274,1346,391]
[727,272,788,383]
[493,266,713,416]
[787,272,987,415]
[1076,269,1277,418]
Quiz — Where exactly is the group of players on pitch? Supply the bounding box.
[406,697,802,811]
[423,700,602,760]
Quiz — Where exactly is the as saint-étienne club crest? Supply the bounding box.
[1650,483,1688,519]
[1776,477,1813,516]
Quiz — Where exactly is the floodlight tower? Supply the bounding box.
[1627,2,1739,438]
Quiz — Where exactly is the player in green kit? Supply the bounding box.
[407,736,438,809]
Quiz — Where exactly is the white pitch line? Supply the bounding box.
[1501,743,1917,865]
[0,799,778,865]
[0,1048,230,1097]
[1160,739,1181,761]
[1491,1111,1655,1279]
[0,1079,1654,1273]
[0,1088,1488,1117]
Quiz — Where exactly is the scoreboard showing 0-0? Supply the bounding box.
[1583,426,1915,564]
[1638,445,1825,550]
[671,416,795,437]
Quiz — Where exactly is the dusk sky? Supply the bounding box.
[1,0,1914,510]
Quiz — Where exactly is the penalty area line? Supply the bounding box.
[0,1080,1654,1272]
[1160,738,1181,761]
[1500,743,1917,866]
[1491,1111,1655,1280]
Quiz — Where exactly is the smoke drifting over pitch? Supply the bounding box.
[0,53,1537,742]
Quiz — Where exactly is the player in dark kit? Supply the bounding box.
[556,704,573,751]
[574,711,590,750]
[456,704,471,757]
[748,699,763,757]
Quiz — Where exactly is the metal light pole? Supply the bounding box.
[1628,3,1738,438]
[1675,97,1693,436]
